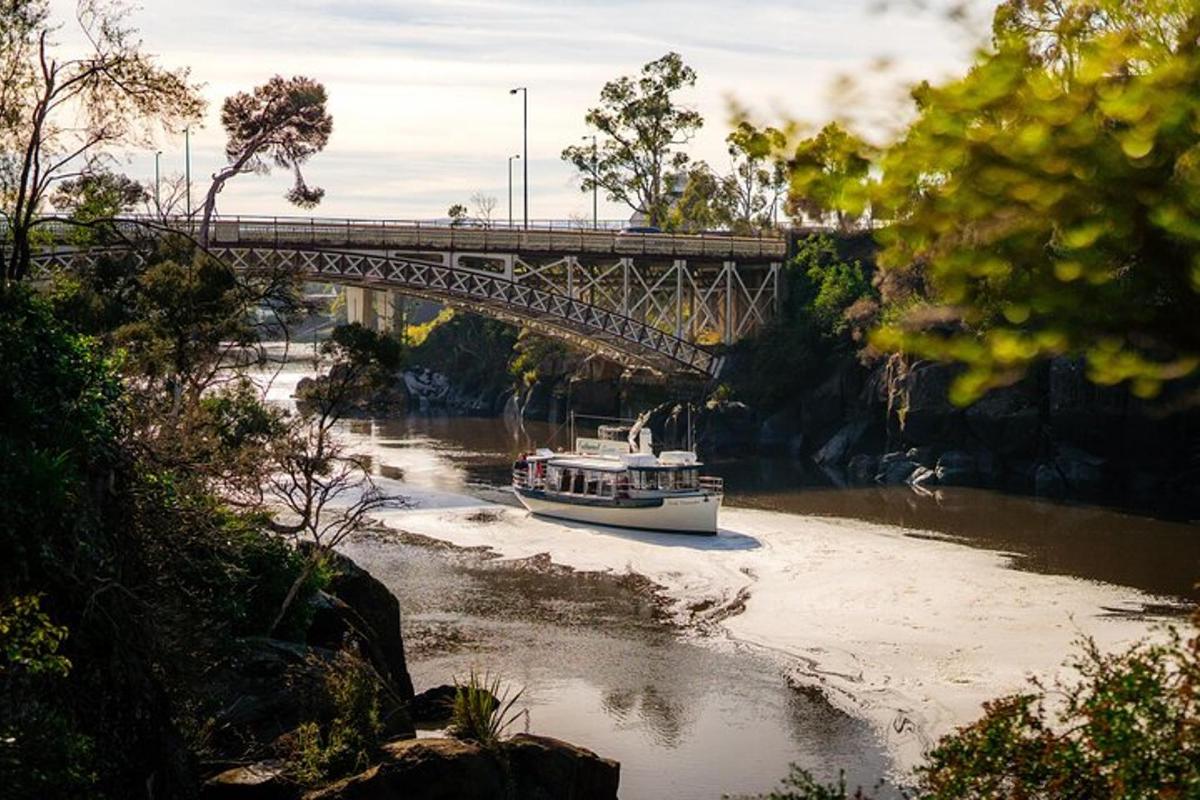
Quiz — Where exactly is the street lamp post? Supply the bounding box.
[154,150,162,215]
[509,87,528,229]
[508,154,520,229]
[184,126,192,220]
[582,134,598,229]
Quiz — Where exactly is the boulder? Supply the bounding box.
[207,638,336,757]
[759,408,801,455]
[905,446,938,466]
[1047,358,1128,455]
[885,358,965,447]
[1034,463,1066,499]
[814,419,871,466]
[800,362,865,439]
[324,551,415,701]
[407,684,494,726]
[935,450,979,487]
[1053,445,1106,497]
[408,684,459,724]
[202,761,293,800]
[876,459,920,485]
[697,400,759,455]
[846,454,879,485]
[303,738,504,800]
[964,383,1041,456]
[504,733,621,800]
[908,465,937,488]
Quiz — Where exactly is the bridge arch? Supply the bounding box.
[24,216,787,377]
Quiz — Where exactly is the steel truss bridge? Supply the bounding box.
[25,216,787,377]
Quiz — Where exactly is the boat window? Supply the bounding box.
[572,471,585,494]
[599,477,613,498]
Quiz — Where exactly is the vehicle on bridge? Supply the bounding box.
[511,422,723,535]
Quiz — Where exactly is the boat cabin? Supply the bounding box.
[513,448,711,501]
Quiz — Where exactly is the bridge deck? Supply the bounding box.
[204,216,788,261]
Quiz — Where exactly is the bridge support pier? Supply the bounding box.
[343,286,377,330]
[345,286,406,339]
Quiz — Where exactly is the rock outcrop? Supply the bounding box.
[319,550,415,701]
[303,736,620,800]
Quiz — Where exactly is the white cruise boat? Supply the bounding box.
[511,423,723,535]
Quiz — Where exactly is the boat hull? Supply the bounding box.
[514,487,720,535]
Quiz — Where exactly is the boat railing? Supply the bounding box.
[513,469,530,489]
[699,476,725,494]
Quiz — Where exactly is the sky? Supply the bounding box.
[52,0,994,221]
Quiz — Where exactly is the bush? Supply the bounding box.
[917,619,1200,798]
[0,595,96,797]
[283,650,384,785]
[449,669,525,748]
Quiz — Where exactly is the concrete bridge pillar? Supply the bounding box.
[344,286,377,330]
[375,290,406,337]
[345,286,406,339]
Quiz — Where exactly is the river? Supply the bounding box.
[263,360,1197,799]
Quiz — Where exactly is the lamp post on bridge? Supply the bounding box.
[582,134,597,229]
[184,126,192,221]
[508,154,520,229]
[509,86,528,229]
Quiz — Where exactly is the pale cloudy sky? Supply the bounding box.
[58,0,993,220]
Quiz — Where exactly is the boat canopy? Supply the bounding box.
[545,456,627,473]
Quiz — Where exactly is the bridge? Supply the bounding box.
[25,216,787,377]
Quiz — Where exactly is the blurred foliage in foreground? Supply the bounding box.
[743,610,1200,799]
[775,0,1200,404]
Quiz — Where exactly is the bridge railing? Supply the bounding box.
[16,214,789,260]
[205,215,788,260]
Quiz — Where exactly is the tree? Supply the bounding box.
[784,122,873,231]
[470,192,498,227]
[562,52,703,227]
[666,163,730,233]
[50,170,148,222]
[266,323,405,634]
[867,2,1200,403]
[447,203,469,226]
[993,0,1190,74]
[198,75,332,246]
[725,121,788,231]
[0,0,203,280]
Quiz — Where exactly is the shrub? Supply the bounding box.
[449,669,525,748]
[0,595,96,797]
[917,619,1200,798]
[283,650,384,785]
